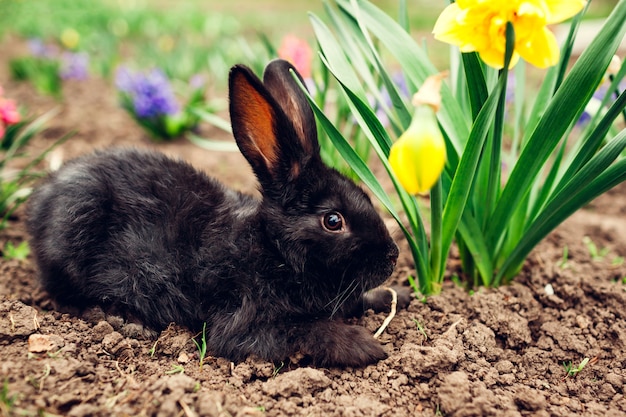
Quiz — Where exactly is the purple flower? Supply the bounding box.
[27,38,58,59]
[114,66,134,93]
[577,87,605,127]
[115,67,179,118]
[506,73,516,104]
[60,51,89,80]
[189,73,206,91]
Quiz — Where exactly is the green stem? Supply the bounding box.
[429,177,444,291]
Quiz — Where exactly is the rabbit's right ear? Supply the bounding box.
[229,65,281,185]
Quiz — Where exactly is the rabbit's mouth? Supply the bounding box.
[388,245,399,267]
[388,253,398,270]
[354,242,399,289]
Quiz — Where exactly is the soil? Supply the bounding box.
[1,43,626,417]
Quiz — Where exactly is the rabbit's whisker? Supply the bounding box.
[324,272,348,309]
[330,279,359,319]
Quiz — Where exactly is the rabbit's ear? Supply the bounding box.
[229,60,320,187]
[262,59,319,157]
[229,65,281,184]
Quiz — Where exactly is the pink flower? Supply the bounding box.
[0,98,21,125]
[0,87,21,138]
[277,35,313,79]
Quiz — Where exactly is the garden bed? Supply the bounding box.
[1,46,625,417]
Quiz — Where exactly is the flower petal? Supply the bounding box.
[517,26,560,68]
[545,0,586,24]
[479,48,521,69]
[433,3,464,45]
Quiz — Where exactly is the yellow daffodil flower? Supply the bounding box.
[433,0,587,69]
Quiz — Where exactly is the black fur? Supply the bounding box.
[26,59,400,367]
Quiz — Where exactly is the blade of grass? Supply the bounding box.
[190,108,232,133]
[186,134,238,152]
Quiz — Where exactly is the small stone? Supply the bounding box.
[177,352,190,363]
[101,331,134,361]
[28,333,64,353]
[575,315,591,329]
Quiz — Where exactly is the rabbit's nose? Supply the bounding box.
[387,243,399,265]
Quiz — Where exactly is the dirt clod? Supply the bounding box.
[262,368,332,397]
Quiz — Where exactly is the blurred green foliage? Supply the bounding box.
[1,0,613,88]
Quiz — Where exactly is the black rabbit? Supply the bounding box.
[26,59,403,367]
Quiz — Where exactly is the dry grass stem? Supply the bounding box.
[179,399,197,417]
[373,287,397,339]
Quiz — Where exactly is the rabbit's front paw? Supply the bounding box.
[302,322,387,367]
[361,285,413,313]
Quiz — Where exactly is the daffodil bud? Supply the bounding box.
[389,105,446,195]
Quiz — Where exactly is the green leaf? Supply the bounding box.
[556,90,626,191]
[190,108,232,133]
[317,4,408,135]
[554,1,589,92]
[398,0,409,32]
[335,0,470,157]
[186,134,238,152]
[344,0,413,129]
[439,79,502,280]
[498,129,626,282]
[309,12,368,103]
[461,52,489,120]
[3,241,30,261]
[456,211,493,284]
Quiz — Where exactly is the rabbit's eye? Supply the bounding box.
[322,211,345,232]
